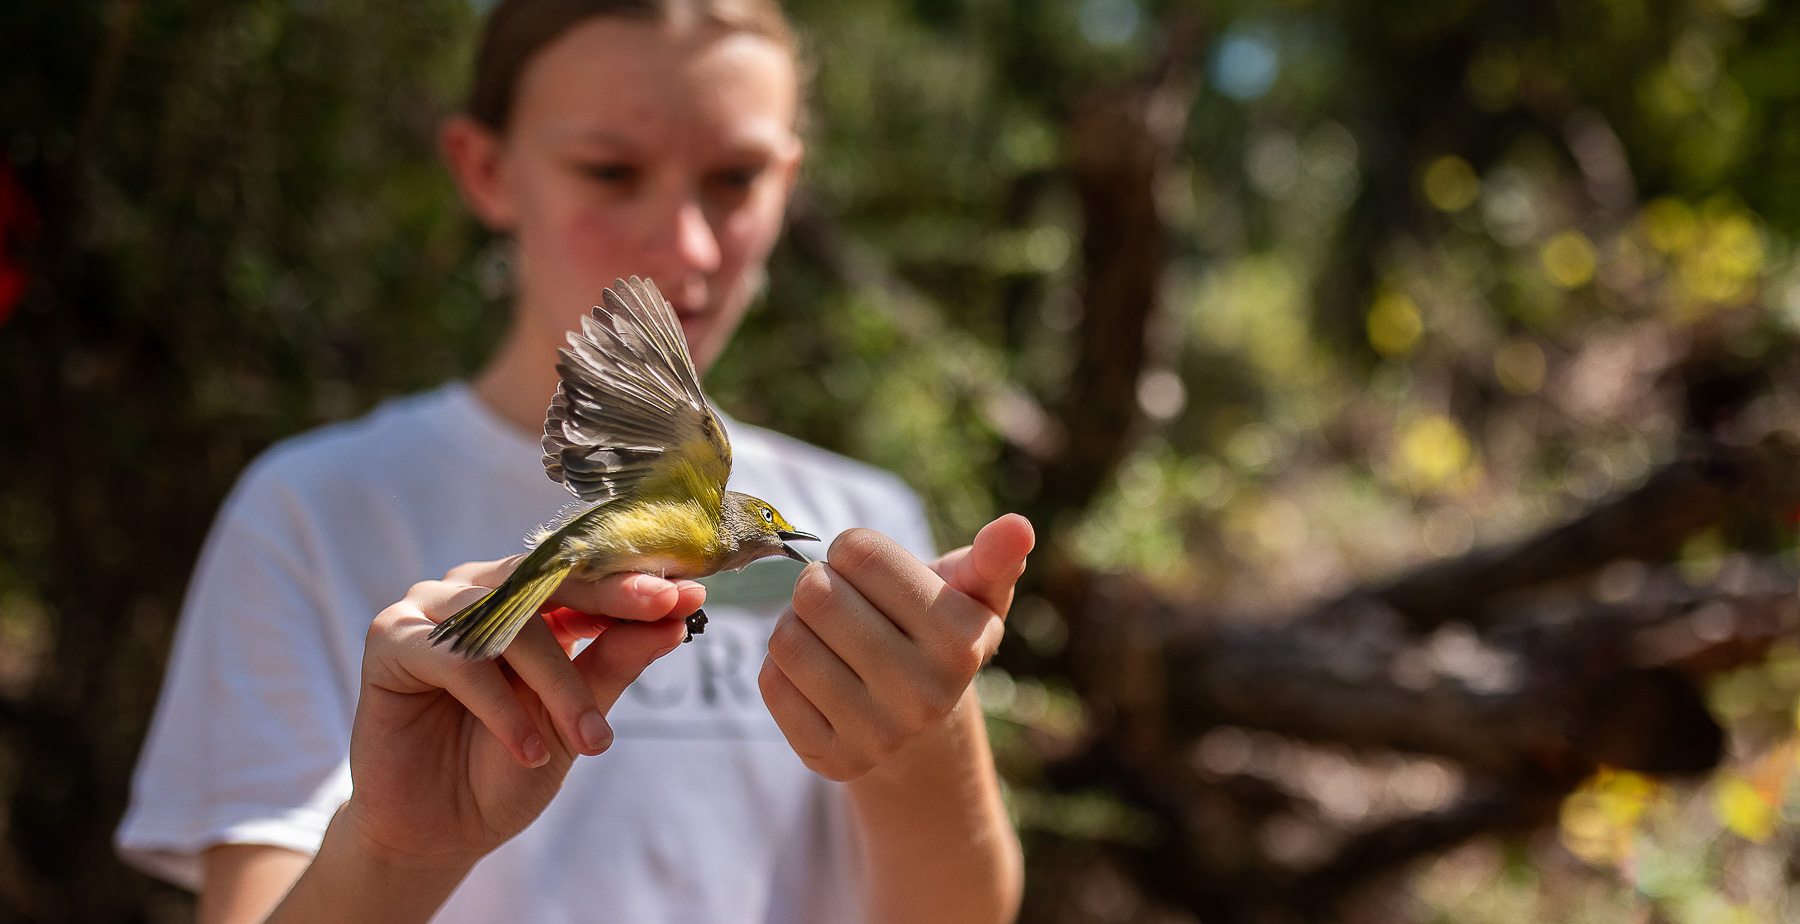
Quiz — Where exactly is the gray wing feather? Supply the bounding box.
[541,277,723,503]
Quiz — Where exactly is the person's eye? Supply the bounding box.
[707,165,764,199]
[582,162,640,188]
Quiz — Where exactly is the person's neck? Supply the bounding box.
[473,316,562,437]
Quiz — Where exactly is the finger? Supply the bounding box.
[365,604,551,769]
[549,572,706,623]
[826,529,987,652]
[542,607,618,651]
[671,581,707,620]
[401,579,495,624]
[571,616,690,713]
[932,514,1034,617]
[443,555,525,588]
[757,657,837,756]
[789,561,921,690]
[451,659,553,768]
[765,608,870,722]
[501,617,612,756]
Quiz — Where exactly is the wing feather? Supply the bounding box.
[541,277,732,507]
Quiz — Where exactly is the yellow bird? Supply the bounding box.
[430,276,817,659]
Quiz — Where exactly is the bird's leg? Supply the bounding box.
[683,607,708,643]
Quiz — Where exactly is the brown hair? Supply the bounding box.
[466,0,800,131]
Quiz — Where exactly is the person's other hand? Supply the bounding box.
[758,514,1033,781]
[339,560,698,868]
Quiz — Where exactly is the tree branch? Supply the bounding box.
[1306,437,1800,634]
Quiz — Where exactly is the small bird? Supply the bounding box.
[430,276,818,659]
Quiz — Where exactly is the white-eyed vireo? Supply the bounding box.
[429,276,817,659]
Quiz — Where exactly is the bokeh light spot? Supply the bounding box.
[1559,768,1658,865]
[1493,340,1546,395]
[1421,156,1480,212]
[1713,775,1776,842]
[1367,292,1423,357]
[1079,0,1140,46]
[1641,197,1698,253]
[1396,415,1474,493]
[1137,368,1187,421]
[1541,230,1598,288]
[1212,29,1280,101]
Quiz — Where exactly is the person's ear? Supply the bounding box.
[440,114,518,231]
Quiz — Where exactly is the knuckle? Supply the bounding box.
[443,561,483,583]
[366,609,399,645]
[933,630,987,683]
[756,658,783,698]
[766,613,808,666]
[956,638,988,678]
[367,600,425,643]
[828,528,884,574]
[790,563,833,617]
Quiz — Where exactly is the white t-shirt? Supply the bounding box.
[115,382,936,923]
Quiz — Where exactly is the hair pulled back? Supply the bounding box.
[467,0,799,131]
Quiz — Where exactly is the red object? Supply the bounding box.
[0,162,38,327]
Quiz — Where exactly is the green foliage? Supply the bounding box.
[6,0,1800,919]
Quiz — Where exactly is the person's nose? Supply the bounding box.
[640,190,722,280]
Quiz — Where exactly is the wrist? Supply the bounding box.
[262,801,478,924]
[843,687,1023,924]
[334,799,484,878]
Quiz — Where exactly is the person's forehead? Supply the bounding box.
[514,18,797,148]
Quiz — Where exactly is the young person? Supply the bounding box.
[115,2,1032,921]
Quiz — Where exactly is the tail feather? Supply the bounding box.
[428,563,574,659]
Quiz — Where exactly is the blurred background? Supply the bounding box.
[6,0,1800,920]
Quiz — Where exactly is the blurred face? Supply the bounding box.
[456,18,802,370]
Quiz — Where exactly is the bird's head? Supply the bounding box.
[721,491,819,568]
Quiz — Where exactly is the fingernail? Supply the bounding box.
[522,733,549,767]
[579,711,612,752]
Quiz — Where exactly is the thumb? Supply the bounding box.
[932,513,1034,618]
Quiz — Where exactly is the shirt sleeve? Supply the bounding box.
[115,464,356,890]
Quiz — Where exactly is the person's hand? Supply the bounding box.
[338,559,699,869]
[758,514,1034,781]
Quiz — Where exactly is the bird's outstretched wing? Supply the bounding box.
[541,276,731,508]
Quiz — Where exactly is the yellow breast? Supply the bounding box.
[560,499,723,580]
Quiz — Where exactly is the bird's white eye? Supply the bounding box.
[761,507,775,523]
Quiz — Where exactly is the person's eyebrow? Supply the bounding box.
[552,126,645,152]
[713,125,796,158]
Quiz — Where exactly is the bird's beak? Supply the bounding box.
[777,529,819,563]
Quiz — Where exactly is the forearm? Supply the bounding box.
[846,688,1023,924]
[263,804,476,924]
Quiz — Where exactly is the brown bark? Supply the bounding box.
[1311,437,1800,633]
[1030,26,1199,527]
